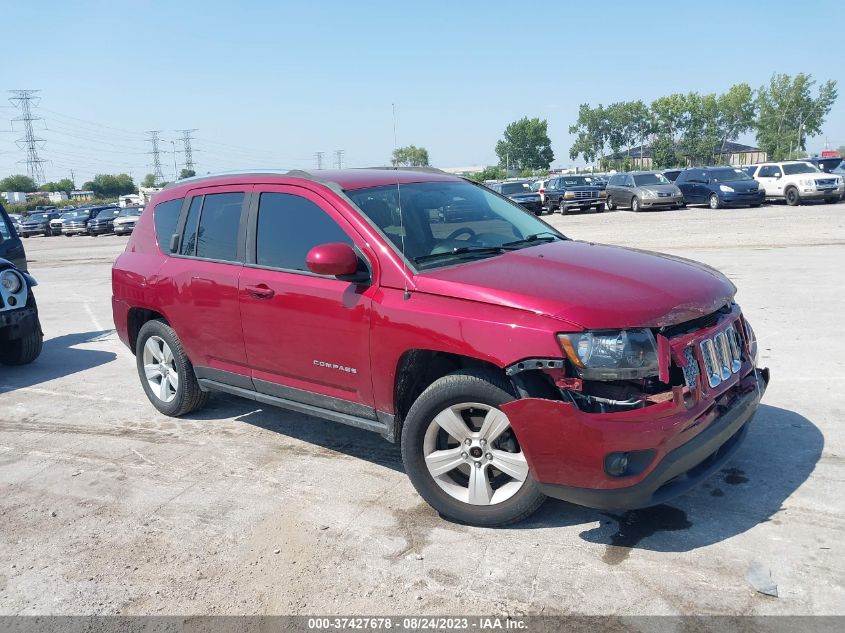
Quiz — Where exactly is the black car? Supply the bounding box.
[544,175,606,214]
[675,167,766,209]
[1,204,27,271]
[802,156,843,174]
[662,169,683,182]
[19,211,60,238]
[87,207,122,236]
[488,181,544,215]
[0,206,42,365]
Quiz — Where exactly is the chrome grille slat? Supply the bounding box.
[696,321,744,389]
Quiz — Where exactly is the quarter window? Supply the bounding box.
[255,192,352,272]
[180,197,203,256]
[152,198,184,253]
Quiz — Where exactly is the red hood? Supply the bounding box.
[413,240,736,329]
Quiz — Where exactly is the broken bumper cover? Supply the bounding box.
[501,367,769,511]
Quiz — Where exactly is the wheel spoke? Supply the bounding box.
[144,337,163,362]
[144,363,162,381]
[424,447,465,477]
[468,465,493,505]
[491,449,529,482]
[479,408,510,443]
[162,344,173,365]
[158,374,170,400]
[167,371,179,392]
[433,407,470,442]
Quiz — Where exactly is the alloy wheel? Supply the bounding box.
[709,194,720,209]
[423,402,529,506]
[142,335,179,403]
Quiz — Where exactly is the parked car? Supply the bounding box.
[544,175,606,214]
[488,181,543,215]
[746,161,843,206]
[1,204,27,271]
[19,211,60,238]
[112,168,768,526]
[802,156,843,174]
[675,167,766,209]
[605,171,684,212]
[63,206,113,236]
[8,214,23,236]
[88,207,122,236]
[662,169,683,182]
[49,208,80,236]
[530,178,551,206]
[0,206,42,365]
[113,206,144,236]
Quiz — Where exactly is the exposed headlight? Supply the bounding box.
[719,185,735,193]
[599,190,607,197]
[558,329,659,380]
[563,192,575,199]
[0,270,24,294]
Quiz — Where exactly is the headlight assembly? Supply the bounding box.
[558,329,659,380]
[719,185,735,192]
[1,269,24,294]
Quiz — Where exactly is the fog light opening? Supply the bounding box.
[605,453,629,477]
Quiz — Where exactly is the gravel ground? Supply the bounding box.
[0,202,843,616]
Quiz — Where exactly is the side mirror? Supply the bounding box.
[306,242,359,277]
[774,172,782,179]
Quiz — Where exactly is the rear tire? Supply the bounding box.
[401,369,547,527]
[135,319,209,417]
[785,187,800,206]
[606,195,617,210]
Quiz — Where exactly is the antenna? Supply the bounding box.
[392,103,411,300]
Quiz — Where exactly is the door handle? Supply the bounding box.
[245,284,275,299]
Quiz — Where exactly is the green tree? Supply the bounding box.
[681,93,721,165]
[0,174,37,192]
[650,93,692,167]
[391,145,430,167]
[496,117,554,170]
[836,145,845,157]
[36,178,75,193]
[141,173,158,188]
[606,100,651,164]
[715,83,756,157]
[464,166,506,182]
[756,73,838,161]
[569,104,609,164]
[179,169,196,179]
[83,173,137,198]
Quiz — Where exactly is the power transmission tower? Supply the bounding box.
[178,129,198,172]
[9,90,47,185]
[146,131,165,184]
[334,149,345,169]
[315,151,325,169]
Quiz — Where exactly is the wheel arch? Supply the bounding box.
[127,307,168,354]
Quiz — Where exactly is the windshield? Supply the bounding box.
[62,210,89,219]
[783,162,820,175]
[119,207,143,216]
[346,181,565,271]
[560,176,589,186]
[95,208,117,218]
[708,168,752,182]
[633,173,670,186]
[498,183,531,195]
[27,213,48,221]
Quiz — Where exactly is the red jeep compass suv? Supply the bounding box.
[112,168,768,526]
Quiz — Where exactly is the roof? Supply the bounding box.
[610,141,763,160]
[161,167,457,194]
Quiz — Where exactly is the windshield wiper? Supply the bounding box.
[414,246,506,265]
[501,232,564,249]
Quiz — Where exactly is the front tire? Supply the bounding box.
[135,320,209,417]
[401,369,546,527]
[785,187,800,206]
[0,329,43,365]
[595,203,605,213]
[631,196,641,212]
[709,193,721,209]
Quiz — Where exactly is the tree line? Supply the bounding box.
[569,73,837,169]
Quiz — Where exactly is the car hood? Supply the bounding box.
[414,240,736,329]
[721,180,759,192]
[640,184,680,194]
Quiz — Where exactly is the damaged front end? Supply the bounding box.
[502,304,769,510]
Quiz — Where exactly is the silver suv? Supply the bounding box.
[605,171,684,212]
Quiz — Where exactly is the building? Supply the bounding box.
[48,191,69,203]
[609,142,767,169]
[1,192,27,204]
[70,190,95,201]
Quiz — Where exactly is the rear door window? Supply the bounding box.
[255,192,352,272]
[195,192,244,261]
[152,198,184,253]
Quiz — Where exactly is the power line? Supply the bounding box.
[9,90,48,185]
[178,129,198,172]
[334,149,345,169]
[315,151,325,169]
[146,130,165,184]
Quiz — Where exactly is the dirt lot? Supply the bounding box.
[1,203,843,616]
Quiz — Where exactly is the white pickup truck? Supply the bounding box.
[746,161,843,205]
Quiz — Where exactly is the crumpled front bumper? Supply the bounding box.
[501,367,769,511]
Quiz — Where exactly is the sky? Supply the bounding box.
[1,0,843,185]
